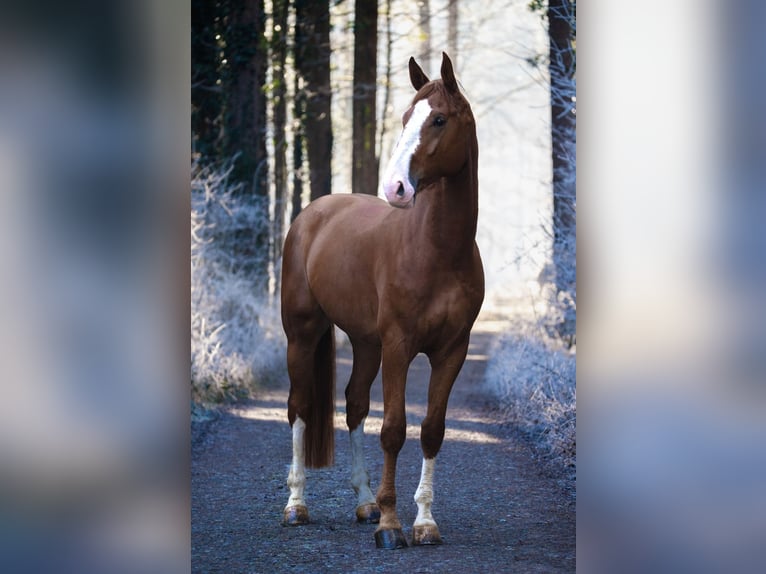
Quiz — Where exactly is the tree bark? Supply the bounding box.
[378,0,393,162]
[352,0,379,195]
[272,0,288,263]
[291,77,305,222]
[191,0,223,160]
[223,0,269,197]
[417,0,431,72]
[548,0,576,338]
[447,0,458,68]
[222,0,269,284]
[295,0,333,202]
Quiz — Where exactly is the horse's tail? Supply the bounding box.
[304,325,336,468]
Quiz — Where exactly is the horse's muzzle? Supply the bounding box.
[383,178,416,208]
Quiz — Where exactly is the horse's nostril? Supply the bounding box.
[396,183,405,197]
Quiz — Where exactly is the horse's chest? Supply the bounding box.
[384,266,481,333]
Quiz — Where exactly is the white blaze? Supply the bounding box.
[350,418,376,507]
[381,99,432,208]
[413,457,437,526]
[285,416,307,509]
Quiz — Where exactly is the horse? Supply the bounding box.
[280,52,484,549]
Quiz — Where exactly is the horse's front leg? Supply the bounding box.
[374,344,411,549]
[345,340,382,524]
[349,418,379,523]
[412,337,470,545]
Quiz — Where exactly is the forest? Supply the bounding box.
[191,0,575,469]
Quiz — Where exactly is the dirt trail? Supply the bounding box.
[192,326,575,573]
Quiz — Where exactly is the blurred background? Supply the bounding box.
[579,1,766,572]
[0,1,189,572]
[2,0,766,572]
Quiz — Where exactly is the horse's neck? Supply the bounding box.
[414,141,479,263]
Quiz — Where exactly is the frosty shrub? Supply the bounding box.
[191,159,285,402]
[486,316,576,478]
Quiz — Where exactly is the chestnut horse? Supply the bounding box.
[281,52,484,549]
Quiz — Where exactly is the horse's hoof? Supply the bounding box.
[356,503,381,524]
[374,528,408,549]
[283,505,310,526]
[411,523,443,546]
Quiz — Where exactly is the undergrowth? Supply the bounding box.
[191,158,285,404]
[485,307,576,480]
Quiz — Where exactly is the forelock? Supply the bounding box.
[411,79,469,112]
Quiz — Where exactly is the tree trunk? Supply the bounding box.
[223,0,269,197]
[447,0,458,68]
[222,0,269,284]
[417,0,431,72]
[272,0,288,265]
[378,0,393,162]
[291,77,305,222]
[295,0,333,202]
[191,0,223,160]
[352,0,378,195]
[548,0,576,339]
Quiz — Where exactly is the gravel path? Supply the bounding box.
[192,327,575,573]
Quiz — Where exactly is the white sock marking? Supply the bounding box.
[414,457,437,526]
[285,417,306,509]
[350,418,376,507]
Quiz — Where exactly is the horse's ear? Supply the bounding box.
[440,52,459,94]
[409,57,430,91]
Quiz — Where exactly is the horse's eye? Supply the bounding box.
[433,116,446,127]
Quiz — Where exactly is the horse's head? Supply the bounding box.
[382,52,474,209]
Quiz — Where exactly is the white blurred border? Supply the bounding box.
[581,2,766,572]
[0,1,189,572]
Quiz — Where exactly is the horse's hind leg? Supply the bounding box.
[284,408,310,525]
[282,315,334,525]
[281,256,336,524]
[345,340,382,523]
[283,332,315,525]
